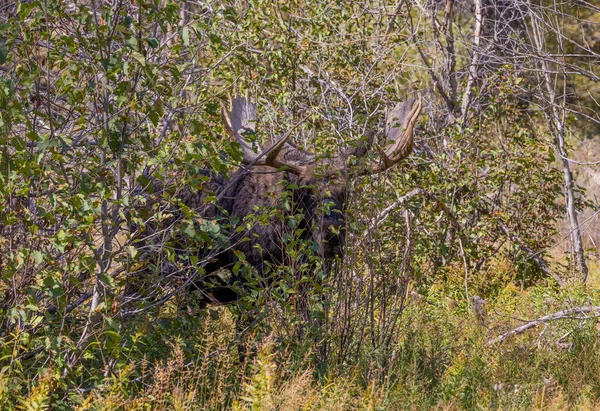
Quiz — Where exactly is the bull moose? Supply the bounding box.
[133,93,422,310]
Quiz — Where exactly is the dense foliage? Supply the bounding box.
[1,0,599,409]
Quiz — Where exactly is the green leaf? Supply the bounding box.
[0,43,8,64]
[145,37,159,48]
[105,330,121,350]
[38,138,58,152]
[31,251,44,265]
[11,135,26,151]
[183,223,196,239]
[189,119,202,136]
[137,174,154,194]
[98,271,115,288]
[130,51,146,67]
[125,36,138,49]
[181,27,189,46]
[148,108,159,127]
[126,246,138,259]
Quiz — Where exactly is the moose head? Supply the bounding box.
[134,93,422,308]
[182,93,422,306]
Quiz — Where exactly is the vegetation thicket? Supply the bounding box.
[1,0,600,409]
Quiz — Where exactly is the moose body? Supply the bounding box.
[135,94,421,308]
[184,165,347,306]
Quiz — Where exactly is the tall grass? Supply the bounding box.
[6,275,600,410]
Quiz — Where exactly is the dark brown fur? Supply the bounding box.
[133,161,346,307]
[134,96,420,308]
[192,165,346,306]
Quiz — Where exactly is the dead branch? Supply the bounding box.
[487,306,600,346]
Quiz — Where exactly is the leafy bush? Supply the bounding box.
[1,0,599,409]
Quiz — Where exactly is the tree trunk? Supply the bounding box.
[530,6,588,282]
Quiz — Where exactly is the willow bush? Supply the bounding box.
[1,1,599,409]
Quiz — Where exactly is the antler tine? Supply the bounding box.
[263,115,310,164]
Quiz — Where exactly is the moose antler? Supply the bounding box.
[221,92,312,178]
[371,95,422,173]
[221,92,422,179]
[220,92,259,161]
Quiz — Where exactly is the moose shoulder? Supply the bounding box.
[135,94,422,308]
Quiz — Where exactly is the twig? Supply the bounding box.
[47,291,93,315]
[360,188,422,243]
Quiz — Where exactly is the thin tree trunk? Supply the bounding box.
[460,0,483,123]
[529,5,588,282]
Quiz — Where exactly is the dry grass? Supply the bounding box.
[72,331,385,411]
[6,270,600,410]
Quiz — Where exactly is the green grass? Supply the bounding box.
[5,275,600,410]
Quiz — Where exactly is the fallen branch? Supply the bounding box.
[487,306,600,346]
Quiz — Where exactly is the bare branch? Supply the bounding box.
[487,306,600,346]
[460,0,483,123]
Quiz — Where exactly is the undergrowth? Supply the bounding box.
[4,274,600,410]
